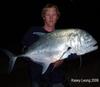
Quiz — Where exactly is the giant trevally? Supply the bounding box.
[1,28,98,74]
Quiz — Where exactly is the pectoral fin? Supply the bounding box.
[42,62,50,74]
[61,47,72,59]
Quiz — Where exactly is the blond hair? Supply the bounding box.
[41,3,60,18]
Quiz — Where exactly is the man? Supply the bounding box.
[21,3,65,87]
[22,3,60,49]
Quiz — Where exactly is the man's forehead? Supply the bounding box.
[46,7,57,12]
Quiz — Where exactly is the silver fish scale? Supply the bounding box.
[24,31,68,63]
[14,28,98,74]
[24,29,98,60]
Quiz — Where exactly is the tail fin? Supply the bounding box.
[0,48,18,73]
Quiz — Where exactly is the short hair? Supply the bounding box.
[41,3,60,18]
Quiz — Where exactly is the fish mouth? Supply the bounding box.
[94,43,98,47]
[85,43,98,53]
[91,42,98,49]
[93,43,98,50]
[77,43,98,55]
[86,40,98,49]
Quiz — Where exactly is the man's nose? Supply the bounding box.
[49,15,53,19]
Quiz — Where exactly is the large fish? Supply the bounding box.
[1,28,98,74]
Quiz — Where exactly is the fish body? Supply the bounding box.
[2,29,98,74]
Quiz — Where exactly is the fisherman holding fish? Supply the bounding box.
[0,3,97,87]
[21,3,66,87]
[21,3,98,87]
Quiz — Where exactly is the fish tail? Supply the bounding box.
[0,48,17,73]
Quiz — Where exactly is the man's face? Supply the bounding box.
[43,7,58,27]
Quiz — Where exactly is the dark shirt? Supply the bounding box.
[21,26,49,51]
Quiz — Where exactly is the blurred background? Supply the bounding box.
[0,0,100,87]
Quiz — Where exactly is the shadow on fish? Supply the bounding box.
[0,29,98,74]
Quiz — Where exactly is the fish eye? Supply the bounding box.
[67,47,71,51]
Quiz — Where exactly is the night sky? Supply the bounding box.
[0,0,100,87]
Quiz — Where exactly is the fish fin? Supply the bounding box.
[60,47,72,60]
[61,51,71,59]
[42,62,50,74]
[8,56,17,73]
[0,48,17,73]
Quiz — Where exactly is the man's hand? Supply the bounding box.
[53,60,64,68]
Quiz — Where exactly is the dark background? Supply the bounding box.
[0,0,100,87]
[0,0,99,51]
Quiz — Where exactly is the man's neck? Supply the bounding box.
[43,25,55,32]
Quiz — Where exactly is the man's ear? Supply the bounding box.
[56,16,60,21]
[42,16,45,20]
